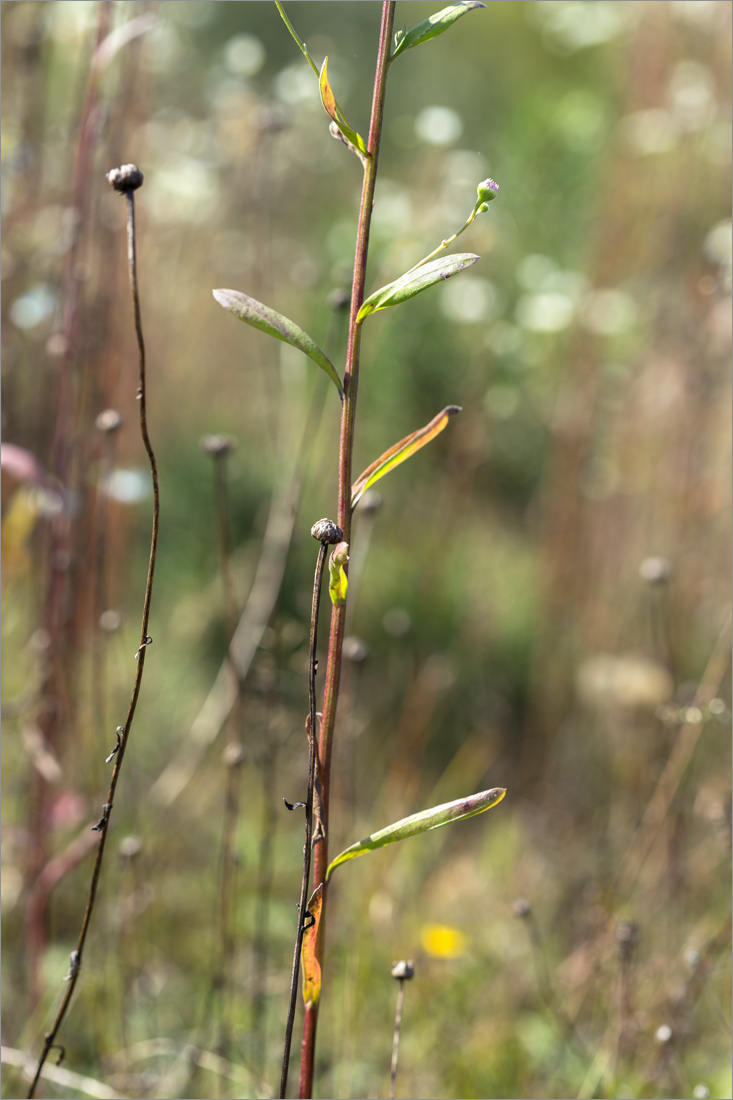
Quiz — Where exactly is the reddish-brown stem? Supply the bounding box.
[298,5,396,1097]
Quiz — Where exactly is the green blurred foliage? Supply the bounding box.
[2,2,731,1098]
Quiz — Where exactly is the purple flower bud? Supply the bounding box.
[477,178,499,204]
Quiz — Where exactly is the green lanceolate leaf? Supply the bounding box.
[351,405,462,510]
[213,289,344,399]
[319,58,368,157]
[391,1,486,60]
[326,787,506,879]
[356,253,479,323]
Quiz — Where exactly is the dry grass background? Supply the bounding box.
[1,2,731,1098]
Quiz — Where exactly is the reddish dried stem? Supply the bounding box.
[297,5,396,1097]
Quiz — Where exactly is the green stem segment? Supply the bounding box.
[298,4,396,1097]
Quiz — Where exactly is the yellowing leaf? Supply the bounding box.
[328,541,349,606]
[301,884,324,1007]
[351,406,461,510]
[319,58,368,157]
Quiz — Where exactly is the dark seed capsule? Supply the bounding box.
[311,518,343,544]
[106,163,144,192]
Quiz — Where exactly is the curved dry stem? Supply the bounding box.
[27,178,160,1100]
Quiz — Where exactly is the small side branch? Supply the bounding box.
[279,520,342,1099]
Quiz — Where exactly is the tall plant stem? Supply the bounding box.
[300,5,396,1096]
[27,167,159,1100]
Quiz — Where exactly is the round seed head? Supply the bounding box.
[311,518,343,544]
[95,408,123,434]
[119,835,142,860]
[639,556,672,584]
[106,164,144,192]
[391,959,415,980]
[201,433,236,457]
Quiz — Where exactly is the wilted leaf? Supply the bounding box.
[326,787,506,878]
[356,253,479,322]
[391,1,485,60]
[351,405,461,510]
[319,58,368,157]
[213,289,343,398]
[301,884,324,1007]
[328,541,349,606]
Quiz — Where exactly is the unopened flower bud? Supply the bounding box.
[476,177,499,210]
[331,540,349,568]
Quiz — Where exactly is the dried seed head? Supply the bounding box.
[684,947,701,968]
[615,921,639,961]
[311,518,343,545]
[639,556,672,585]
[391,959,414,980]
[106,164,144,192]
[119,835,142,860]
[223,743,247,768]
[95,408,123,434]
[512,898,532,919]
[99,609,122,632]
[201,433,236,458]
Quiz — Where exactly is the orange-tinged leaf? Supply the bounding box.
[319,57,339,124]
[301,884,324,1007]
[351,405,461,510]
[319,58,368,157]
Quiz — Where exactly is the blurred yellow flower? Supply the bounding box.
[420,923,468,959]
